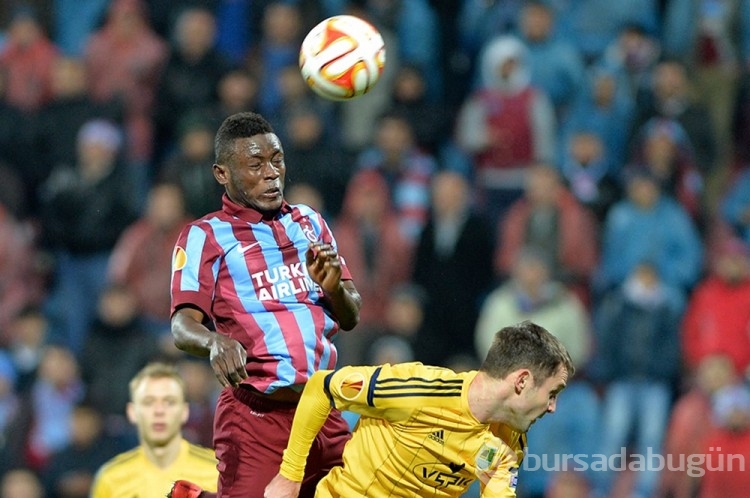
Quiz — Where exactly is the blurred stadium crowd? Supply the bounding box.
[1,0,750,497]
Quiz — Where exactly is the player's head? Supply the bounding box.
[127,362,189,449]
[480,321,574,430]
[213,112,286,215]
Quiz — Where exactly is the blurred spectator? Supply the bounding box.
[42,404,122,498]
[0,468,44,498]
[39,119,139,355]
[0,71,36,216]
[0,202,44,338]
[552,0,659,65]
[682,236,750,376]
[356,110,437,241]
[33,57,122,198]
[375,283,427,347]
[0,352,19,441]
[600,23,661,99]
[107,182,192,334]
[411,170,494,366]
[246,2,303,118]
[475,247,593,370]
[6,345,85,471]
[268,63,336,146]
[659,354,736,498]
[145,0,219,39]
[593,167,703,295]
[455,35,556,222]
[3,307,48,395]
[495,164,599,306]
[154,6,233,162]
[628,118,705,223]
[629,58,717,185]
[721,166,750,245]
[591,262,684,498]
[698,380,750,497]
[389,63,451,155]
[84,0,168,166]
[0,5,58,112]
[366,334,414,366]
[560,64,634,174]
[213,0,250,65]
[200,68,259,132]
[558,128,622,224]
[157,113,223,219]
[365,0,442,102]
[79,284,160,424]
[518,1,585,121]
[662,0,750,174]
[281,105,352,218]
[331,170,413,364]
[336,1,400,152]
[52,0,110,57]
[735,70,750,164]
[176,359,219,449]
[284,181,326,216]
[456,0,523,64]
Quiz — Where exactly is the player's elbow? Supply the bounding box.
[338,311,360,331]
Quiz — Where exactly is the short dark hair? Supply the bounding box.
[480,321,575,381]
[214,112,274,164]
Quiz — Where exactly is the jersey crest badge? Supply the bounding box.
[476,443,498,471]
[298,217,318,243]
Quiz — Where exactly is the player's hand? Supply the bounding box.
[208,334,248,388]
[306,242,342,294]
[264,473,301,498]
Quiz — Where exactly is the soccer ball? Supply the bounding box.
[299,15,386,101]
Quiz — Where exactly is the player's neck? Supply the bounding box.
[467,372,514,424]
[143,436,184,469]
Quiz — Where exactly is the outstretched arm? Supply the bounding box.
[264,370,334,498]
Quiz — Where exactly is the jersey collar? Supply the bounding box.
[221,193,292,223]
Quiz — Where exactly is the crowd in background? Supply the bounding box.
[1,0,750,497]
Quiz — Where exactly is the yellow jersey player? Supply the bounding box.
[91,362,218,498]
[265,320,573,497]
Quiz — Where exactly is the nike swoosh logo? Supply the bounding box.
[238,242,261,253]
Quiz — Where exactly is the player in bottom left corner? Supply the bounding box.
[90,362,218,498]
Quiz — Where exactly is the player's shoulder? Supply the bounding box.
[96,447,141,476]
[185,442,218,464]
[379,361,465,380]
[288,202,319,216]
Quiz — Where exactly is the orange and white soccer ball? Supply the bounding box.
[299,15,386,101]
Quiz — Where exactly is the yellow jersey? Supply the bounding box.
[280,362,526,497]
[90,439,218,498]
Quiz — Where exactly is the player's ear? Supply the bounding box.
[213,163,228,185]
[513,369,531,394]
[126,402,136,424]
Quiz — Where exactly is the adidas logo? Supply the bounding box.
[428,430,445,445]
